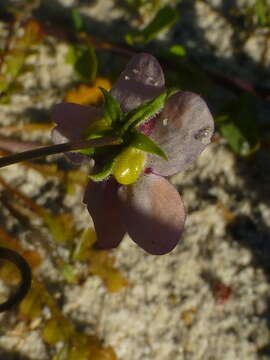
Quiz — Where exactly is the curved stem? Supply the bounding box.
[0,136,122,168]
[0,247,31,312]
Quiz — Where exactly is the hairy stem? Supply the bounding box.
[0,136,121,168]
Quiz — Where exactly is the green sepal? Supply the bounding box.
[75,147,95,156]
[89,156,116,182]
[121,91,167,134]
[125,5,178,45]
[131,131,168,160]
[83,118,112,140]
[166,87,179,98]
[99,87,123,125]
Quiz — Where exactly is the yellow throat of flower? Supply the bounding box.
[112,147,146,185]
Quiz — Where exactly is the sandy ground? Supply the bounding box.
[1,0,270,359]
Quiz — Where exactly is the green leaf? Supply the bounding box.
[75,147,95,156]
[121,91,167,134]
[43,214,74,243]
[73,228,96,261]
[169,44,186,57]
[99,87,123,125]
[71,8,83,32]
[255,0,268,26]
[125,5,178,45]
[216,93,260,156]
[89,156,117,181]
[65,45,77,64]
[6,52,26,78]
[61,264,77,284]
[131,132,168,160]
[75,45,97,81]
[65,45,97,82]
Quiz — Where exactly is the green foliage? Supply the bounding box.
[74,228,128,292]
[77,90,170,178]
[71,8,84,32]
[99,87,123,125]
[121,91,168,133]
[255,0,270,26]
[0,20,43,103]
[89,156,116,181]
[131,131,168,160]
[125,5,178,45]
[65,8,98,81]
[65,44,97,82]
[216,94,260,156]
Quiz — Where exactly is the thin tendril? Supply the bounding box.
[0,136,122,168]
[0,247,31,312]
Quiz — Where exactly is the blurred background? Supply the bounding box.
[0,0,270,359]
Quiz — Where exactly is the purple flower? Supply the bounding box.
[51,53,214,255]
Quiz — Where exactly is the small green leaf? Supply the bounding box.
[125,5,178,45]
[6,52,26,78]
[65,45,97,82]
[71,9,83,32]
[65,45,77,64]
[131,132,168,160]
[75,147,95,156]
[73,228,96,261]
[216,93,260,156]
[169,44,186,57]
[121,91,167,134]
[255,0,269,26]
[75,45,97,81]
[99,87,123,125]
[61,264,77,284]
[89,156,116,181]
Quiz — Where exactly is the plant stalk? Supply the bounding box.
[0,136,121,168]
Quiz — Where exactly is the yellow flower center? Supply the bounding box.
[112,147,146,185]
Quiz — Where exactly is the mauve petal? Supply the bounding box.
[110,53,165,113]
[147,91,214,176]
[51,103,102,164]
[83,177,126,249]
[51,127,88,164]
[118,173,186,255]
[51,102,102,142]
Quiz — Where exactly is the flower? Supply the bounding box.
[51,53,214,255]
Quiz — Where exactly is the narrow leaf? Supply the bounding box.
[75,147,95,156]
[74,228,128,292]
[216,93,260,156]
[255,0,269,26]
[99,87,123,125]
[71,9,83,32]
[121,91,167,134]
[89,156,117,181]
[125,5,178,44]
[169,44,186,57]
[131,132,168,160]
[66,45,97,82]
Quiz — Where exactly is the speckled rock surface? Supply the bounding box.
[1,1,270,360]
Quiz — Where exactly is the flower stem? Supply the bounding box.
[0,136,122,168]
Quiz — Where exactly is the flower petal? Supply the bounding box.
[147,91,214,176]
[118,173,185,255]
[51,127,87,164]
[110,53,165,112]
[51,102,102,142]
[51,102,102,163]
[83,178,126,249]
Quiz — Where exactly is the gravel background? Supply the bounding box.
[1,1,270,359]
